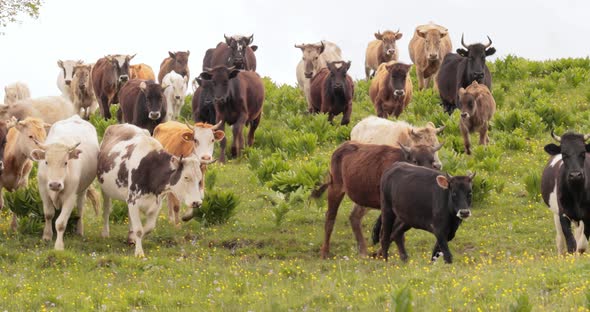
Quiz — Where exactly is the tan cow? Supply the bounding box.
[458,81,496,154]
[4,82,31,105]
[365,30,402,79]
[409,23,452,90]
[0,96,76,125]
[71,64,98,119]
[369,61,413,118]
[130,63,156,81]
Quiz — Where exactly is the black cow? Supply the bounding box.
[436,35,495,114]
[118,79,167,135]
[541,131,590,255]
[380,162,474,263]
[191,76,216,125]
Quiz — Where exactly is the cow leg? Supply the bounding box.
[101,192,112,238]
[39,184,54,241]
[575,220,588,253]
[375,101,386,119]
[75,192,85,236]
[380,205,395,261]
[341,102,352,126]
[391,221,411,262]
[167,193,180,226]
[460,124,471,155]
[430,243,443,262]
[54,195,77,250]
[349,204,370,257]
[128,203,145,257]
[99,95,111,120]
[365,66,372,81]
[304,81,313,113]
[327,113,335,124]
[143,204,160,237]
[416,69,426,90]
[435,236,453,263]
[371,214,382,245]
[440,98,454,115]
[479,123,489,145]
[217,120,227,163]
[559,216,577,253]
[321,186,345,259]
[247,114,261,147]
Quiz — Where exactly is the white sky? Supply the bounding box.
[1,0,589,100]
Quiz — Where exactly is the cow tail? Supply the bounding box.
[86,187,101,216]
[310,174,332,199]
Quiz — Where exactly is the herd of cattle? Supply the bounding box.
[0,24,587,262]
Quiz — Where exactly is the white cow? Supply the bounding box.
[30,115,99,250]
[161,70,188,121]
[57,60,84,101]
[4,82,31,105]
[98,124,204,257]
[1,96,76,125]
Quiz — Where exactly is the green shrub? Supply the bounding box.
[267,160,327,194]
[253,153,290,183]
[90,105,119,140]
[193,190,239,226]
[392,286,413,312]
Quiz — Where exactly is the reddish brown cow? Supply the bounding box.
[369,61,413,118]
[91,54,135,119]
[309,61,354,125]
[158,51,190,83]
[311,141,443,259]
[118,80,166,135]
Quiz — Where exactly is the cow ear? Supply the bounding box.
[417,30,427,39]
[374,32,383,40]
[139,81,147,92]
[170,155,181,170]
[440,30,448,38]
[200,72,212,81]
[186,50,190,56]
[343,61,352,71]
[30,149,45,161]
[247,34,254,45]
[69,149,82,159]
[195,77,203,86]
[458,87,466,98]
[436,175,449,189]
[395,32,403,40]
[168,51,176,59]
[213,130,225,141]
[457,49,468,57]
[229,69,240,79]
[485,47,496,56]
[544,143,561,155]
[181,131,193,142]
[57,60,64,68]
[250,45,258,52]
[43,123,51,131]
[183,76,189,84]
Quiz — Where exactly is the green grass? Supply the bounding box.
[2,56,590,310]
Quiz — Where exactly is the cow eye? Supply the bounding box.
[29,135,33,139]
[64,161,68,166]
[211,139,214,143]
[45,161,48,165]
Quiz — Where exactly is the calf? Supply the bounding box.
[57,60,83,101]
[118,80,166,134]
[380,162,474,263]
[92,54,135,119]
[541,131,590,254]
[98,124,203,257]
[309,61,354,125]
[458,81,496,154]
[369,61,413,118]
[4,82,31,105]
[311,141,443,259]
[158,51,190,83]
[191,76,216,125]
[30,115,99,250]
[130,63,156,81]
[71,64,97,120]
[161,71,188,121]
[365,30,402,79]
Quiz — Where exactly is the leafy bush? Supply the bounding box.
[193,190,239,226]
[90,105,119,140]
[253,153,290,184]
[267,160,327,194]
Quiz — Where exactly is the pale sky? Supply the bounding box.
[1,0,589,100]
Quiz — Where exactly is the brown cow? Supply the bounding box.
[458,81,496,155]
[199,66,265,163]
[91,54,135,119]
[118,80,166,135]
[311,141,443,259]
[309,61,354,125]
[207,35,258,71]
[158,51,190,83]
[365,30,402,79]
[130,63,156,81]
[369,61,413,118]
[71,64,96,120]
[409,23,452,90]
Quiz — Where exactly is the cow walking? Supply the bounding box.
[408,23,452,90]
[458,81,496,154]
[118,80,166,135]
[369,61,413,118]
[207,35,258,71]
[158,51,190,84]
[309,61,354,125]
[92,54,135,119]
[365,30,402,79]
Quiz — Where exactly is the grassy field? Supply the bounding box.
[2,56,590,311]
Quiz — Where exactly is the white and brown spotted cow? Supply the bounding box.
[98,123,203,257]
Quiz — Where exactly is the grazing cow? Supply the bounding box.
[92,54,135,119]
[158,51,190,83]
[129,63,156,81]
[208,35,258,71]
[458,81,496,154]
[71,64,98,120]
[409,23,452,90]
[295,41,342,112]
[365,30,403,79]
[4,82,31,105]
[30,115,99,250]
[153,121,224,224]
[369,61,413,118]
[161,71,188,121]
[309,61,354,125]
[118,80,166,135]
[380,162,474,263]
[98,124,203,257]
[4,96,75,124]
[541,131,590,255]
[437,35,496,114]
[0,118,47,231]
[199,66,265,162]
[311,141,443,258]
[57,60,84,101]
[191,76,216,125]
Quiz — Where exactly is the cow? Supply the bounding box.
[92,54,135,119]
[458,81,496,154]
[4,96,75,124]
[365,30,402,79]
[71,64,98,120]
[309,61,354,125]
[4,82,31,105]
[161,71,188,121]
[0,117,47,231]
[409,23,452,90]
[208,35,258,71]
[30,115,99,250]
[199,66,265,163]
[130,63,156,81]
[57,59,84,101]
[158,51,190,84]
[380,162,474,263]
[98,123,204,257]
[202,48,215,72]
[437,35,496,114]
[369,61,413,118]
[541,131,590,255]
[311,141,443,259]
[153,121,224,224]
[191,76,216,125]
[295,41,342,112]
[118,80,166,135]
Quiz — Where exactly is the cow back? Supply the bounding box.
[153,121,194,157]
[130,64,156,81]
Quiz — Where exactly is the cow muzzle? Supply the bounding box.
[456,209,471,220]
[119,75,129,83]
[175,95,181,100]
[181,201,202,222]
[393,89,405,97]
[461,112,470,119]
[386,49,395,56]
[304,71,313,79]
[65,80,72,86]
[48,181,64,192]
[569,171,585,182]
[473,72,484,82]
[428,53,439,61]
[148,111,161,120]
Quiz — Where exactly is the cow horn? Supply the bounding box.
[551,130,562,142]
[204,67,212,73]
[69,142,81,151]
[212,120,224,130]
[410,128,418,137]
[484,36,493,48]
[435,125,446,134]
[184,120,194,131]
[468,171,476,180]
[461,33,468,48]
[433,143,444,152]
[32,138,47,150]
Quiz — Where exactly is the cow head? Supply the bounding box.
[106,54,135,84]
[168,156,203,221]
[409,122,445,169]
[224,34,254,69]
[436,172,474,220]
[456,34,495,83]
[295,42,325,78]
[417,27,448,61]
[399,143,444,170]
[199,66,240,105]
[14,117,49,156]
[375,30,402,57]
[0,117,17,174]
[57,59,83,86]
[139,81,165,121]
[182,121,225,163]
[458,81,486,117]
[72,64,92,93]
[30,141,81,192]
[326,61,351,92]
[385,62,412,98]
[168,51,190,77]
[545,131,590,186]
[162,71,188,107]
